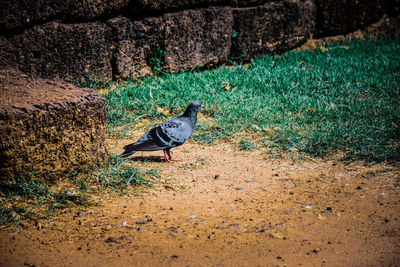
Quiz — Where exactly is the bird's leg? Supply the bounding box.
[161,149,172,163]
[162,148,181,162]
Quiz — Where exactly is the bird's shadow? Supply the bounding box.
[128,156,167,163]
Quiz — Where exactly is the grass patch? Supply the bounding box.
[238,139,255,151]
[94,37,399,162]
[93,153,158,193]
[0,154,158,227]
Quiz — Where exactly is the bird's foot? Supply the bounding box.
[161,157,181,163]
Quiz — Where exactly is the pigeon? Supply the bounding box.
[120,101,203,162]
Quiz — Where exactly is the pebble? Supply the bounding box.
[167,227,179,232]
[136,221,146,225]
[234,187,244,190]
[122,221,128,226]
[321,207,333,213]
[227,224,239,229]
[105,237,120,244]
[245,180,256,183]
[306,205,313,209]
[269,232,286,239]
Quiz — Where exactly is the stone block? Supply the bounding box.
[10,21,113,82]
[315,0,385,37]
[385,0,400,17]
[282,0,315,50]
[133,0,272,12]
[163,6,233,71]
[0,0,130,31]
[232,0,315,60]
[0,36,17,68]
[107,16,163,78]
[0,68,108,180]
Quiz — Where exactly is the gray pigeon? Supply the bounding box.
[120,101,203,162]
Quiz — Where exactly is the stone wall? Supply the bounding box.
[0,0,398,82]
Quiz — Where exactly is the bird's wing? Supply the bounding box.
[157,117,194,147]
[123,117,193,152]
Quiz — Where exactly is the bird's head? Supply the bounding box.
[182,101,204,119]
[188,101,204,110]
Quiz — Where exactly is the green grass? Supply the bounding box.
[0,154,158,226]
[0,170,90,227]
[96,37,400,162]
[93,153,157,192]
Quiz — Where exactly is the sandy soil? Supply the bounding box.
[1,140,399,266]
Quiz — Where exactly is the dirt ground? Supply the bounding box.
[1,140,399,266]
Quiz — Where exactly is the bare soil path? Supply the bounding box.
[1,141,399,266]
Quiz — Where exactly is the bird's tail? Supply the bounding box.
[120,144,138,158]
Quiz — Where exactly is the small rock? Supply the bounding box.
[356,186,362,190]
[170,207,174,211]
[269,232,286,239]
[136,221,146,225]
[245,180,256,183]
[105,237,120,244]
[214,174,220,179]
[306,205,312,209]
[118,236,130,241]
[227,224,239,229]
[171,255,179,259]
[167,227,179,232]
[259,228,267,233]
[122,221,128,226]
[77,211,85,217]
[234,187,243,190]
[312,248,321,253]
